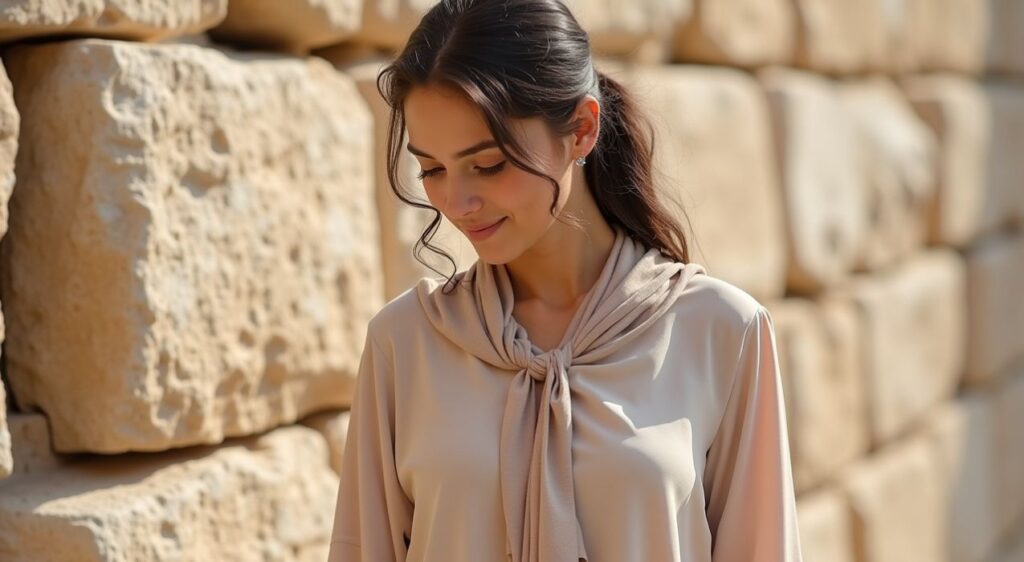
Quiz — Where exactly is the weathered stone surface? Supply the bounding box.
[0,38,381,453]
[791,0,887,75]
[758,67,867,294]
[993,369,1024,540]
[347,0,692,63]
[672,0,795,67]
[0,0,226,43]
[795,487,855,562]
[333,55,478,300]
[299,409,349,476]
[987,0,1024,76]
[898,0,987,74]
[965,233,1024,384]
[981,81,1024,234]
[0,413,67,485]
[208,0,361,54]
[620,65,786,301]
[841,249,966,446]
[902,74,990,247]
[839,77,938,272]
[921,392,1001,562]
[0,425,337,562]
[766,297,868,494]
[840,435,945,562]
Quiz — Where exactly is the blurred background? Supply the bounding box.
[0,0,1021,560]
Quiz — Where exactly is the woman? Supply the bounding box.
[329,0,803,561]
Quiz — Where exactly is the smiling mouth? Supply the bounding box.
[467,218,505,232]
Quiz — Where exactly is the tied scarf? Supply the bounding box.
[416,226,706,562]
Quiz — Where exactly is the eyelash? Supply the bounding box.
[417,161,506,180]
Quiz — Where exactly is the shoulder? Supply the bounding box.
[667,266,770,362]
[674,268,768,337]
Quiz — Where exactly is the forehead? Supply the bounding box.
[404,85,492,150]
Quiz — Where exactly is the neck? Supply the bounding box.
[504,218,617,310]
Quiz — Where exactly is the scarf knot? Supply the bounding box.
[521,345,573,382]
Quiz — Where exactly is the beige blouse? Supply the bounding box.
[328,226,803,562]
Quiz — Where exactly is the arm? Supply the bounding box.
[328,327,414,562]
[703,306,803,561]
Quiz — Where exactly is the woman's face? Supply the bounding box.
[404,83,578,265]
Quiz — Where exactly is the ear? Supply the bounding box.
[571,95,601,159]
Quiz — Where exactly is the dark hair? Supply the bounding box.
[376,0,693,293]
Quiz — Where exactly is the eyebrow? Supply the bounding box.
[406,139,499,160]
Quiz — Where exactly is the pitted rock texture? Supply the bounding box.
[673,0,796,68]
[0,425,338,561]
[209,0,361,54]
[903,74,990,248]
[758,67,866,294]
[839,77,938,272]
[0,0,226,43]
[0,38,381,454]
[842,249,966,446]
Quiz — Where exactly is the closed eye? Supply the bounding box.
[417,161,506,180]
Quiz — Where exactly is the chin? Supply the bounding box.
[470,240,522,266]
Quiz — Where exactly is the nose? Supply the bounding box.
[444,174,482,219]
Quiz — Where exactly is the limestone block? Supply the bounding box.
[299,409,350,476]
[795,487,855,562]
[841,249,966,446]
[986,0,1024,76]
[839,77,938,272]
[902,74,991,248]
[766,297,868,494]
[0,413,66,485]
[981,81,1024,234]
[0,425,337,562]
[993,369,1024,539]
[620,65,787,301]
[791,0,887,75]
[915,0,987,74]
[758,67,867,294]
[672,0,796,67]
[347,0,692,63]
[208,0,361,54]
[333,56,478,300]
[0,38,381,453]
[921,392,1001,562]
[839,435,945,562]
[965,233,1024,384]
[0,0,226,43]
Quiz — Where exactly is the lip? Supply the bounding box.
[465,217,507,241]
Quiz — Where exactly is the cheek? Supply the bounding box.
[501,169,558,216]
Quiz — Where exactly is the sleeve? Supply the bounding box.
[703,306,804,562]
[328,326,414,562]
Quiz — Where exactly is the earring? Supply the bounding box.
[575,156,586,167]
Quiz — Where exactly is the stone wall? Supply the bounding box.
[0,1,1021,560]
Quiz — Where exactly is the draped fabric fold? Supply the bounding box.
[416,226,707,562]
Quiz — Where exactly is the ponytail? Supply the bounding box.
[588,70,691,263]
